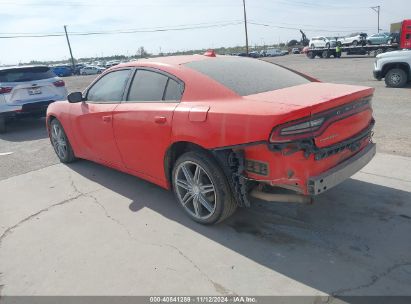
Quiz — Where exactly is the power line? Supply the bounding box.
[248,22,370,34]
[0,21,244,39]
[0,20,244,35]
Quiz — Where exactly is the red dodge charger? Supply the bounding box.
[47,53,376,224]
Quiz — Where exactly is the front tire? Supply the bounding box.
[172,151,237,224]
[49,119,76,163]
[385,68,408,88]
[352,40,358,46]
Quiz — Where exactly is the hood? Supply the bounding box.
[377,50,411,59]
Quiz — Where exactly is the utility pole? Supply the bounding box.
[371,6,381,33]
[242,0,249,55]
[64,25,76,71]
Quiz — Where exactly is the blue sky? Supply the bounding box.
[0,0,410,64]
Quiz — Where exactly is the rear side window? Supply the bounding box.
[128,70,167,101]
[87,69,131,102]
[164,79,183,101]
[0,66,56,82]
[184,57,310,96]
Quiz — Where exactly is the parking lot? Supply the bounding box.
[1,55,410,297]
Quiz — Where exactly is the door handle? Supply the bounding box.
[154,116,167,124]
[102,115,112,123]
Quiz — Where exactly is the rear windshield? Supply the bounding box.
[184,57,310,96]
[0,67,56,82]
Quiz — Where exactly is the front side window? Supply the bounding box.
[87,69,131,102]
[127,70,172,102]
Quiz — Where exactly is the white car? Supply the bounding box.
[309,37,337,48]
[373,50,411,87]
[79,66,106,75]
[105,60,120,68]
[0,65,68,133]
[261,48,286,57]
[338,33,367,46]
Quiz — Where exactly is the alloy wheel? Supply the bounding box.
[390,73,402,85]
[174,161,217,220]
[51,122,68,160]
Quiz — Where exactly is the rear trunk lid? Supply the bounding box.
[246,82,374,147]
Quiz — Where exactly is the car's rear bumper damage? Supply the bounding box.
[214,121,376,206]
[308,142,376,195]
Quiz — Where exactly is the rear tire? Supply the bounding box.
[322,50,330,58]
[0,117,6,133]
[172,151,237,225]
[352,40,358,46]
[49,119,76,163]
[385,68,408,88]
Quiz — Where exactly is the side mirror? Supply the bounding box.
[67,92,83,103]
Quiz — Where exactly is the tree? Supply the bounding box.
[287,39,299,47]
[137,46,148,58]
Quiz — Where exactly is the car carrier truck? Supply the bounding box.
[306,19,411,59]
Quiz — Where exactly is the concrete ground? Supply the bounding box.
[0,56,410,297]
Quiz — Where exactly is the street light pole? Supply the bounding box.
[64,25,76,71]
[371,6,381,33]
[242,0,249,55]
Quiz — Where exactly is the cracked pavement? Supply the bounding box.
[0,153,410,296]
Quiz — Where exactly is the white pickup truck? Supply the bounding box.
[373,50,411,87]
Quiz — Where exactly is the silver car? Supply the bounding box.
[0,66,68,133]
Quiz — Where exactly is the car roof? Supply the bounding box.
[116,54,211,69]
[0,65,49,71]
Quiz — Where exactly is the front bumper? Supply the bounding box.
[308,143,376,195]
[373,70,382,80]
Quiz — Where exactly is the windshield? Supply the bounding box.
[0,66,56,82]
[184,57,310,96]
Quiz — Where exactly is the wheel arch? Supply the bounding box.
[163,141,252,208]
[46,114,58,135]
[164,141,213,188]
[381,62,411,78]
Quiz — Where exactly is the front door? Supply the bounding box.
[113,68,183,182]
[71,69,132,167]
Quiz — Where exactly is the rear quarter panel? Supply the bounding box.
[171,98,310,149]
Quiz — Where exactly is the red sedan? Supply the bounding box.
[47,52,376,224]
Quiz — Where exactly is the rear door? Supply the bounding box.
[71,69,132,166]
[113,68,183,181]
